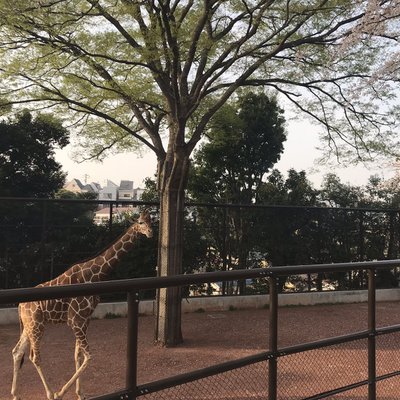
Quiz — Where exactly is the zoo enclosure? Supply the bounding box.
[1,259,400,399]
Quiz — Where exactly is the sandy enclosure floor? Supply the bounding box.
[1,302,400,400]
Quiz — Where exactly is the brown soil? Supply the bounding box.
[1,302,400,400]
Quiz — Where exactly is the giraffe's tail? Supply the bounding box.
[18,314,25,369]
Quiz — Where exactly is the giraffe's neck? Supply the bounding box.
[47,224,142,286]
[95,225,141,277]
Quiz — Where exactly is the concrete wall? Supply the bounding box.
[1,288,400,325]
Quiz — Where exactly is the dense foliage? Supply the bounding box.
[1,170,400,292]
[189,93,287,204]
[0,111,68,197]
[139,170,400,293]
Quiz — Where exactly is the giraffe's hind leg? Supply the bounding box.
[11,332,29,400]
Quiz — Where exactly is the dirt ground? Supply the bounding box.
[1,302,400,400]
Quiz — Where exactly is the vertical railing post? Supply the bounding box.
[368,268,376,400]
[41,200,48,282]
[222,206,228,296]
[126,291,140,399]
[269,274,278,400]
[108,202,114,237]
[359,211,365,288]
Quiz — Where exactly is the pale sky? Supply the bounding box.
[55,118,396,189]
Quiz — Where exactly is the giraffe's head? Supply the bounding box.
[137,210,153,238]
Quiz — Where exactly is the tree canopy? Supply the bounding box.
[0,1,399,163]
[189,92,286,203]
[0,111,69,197]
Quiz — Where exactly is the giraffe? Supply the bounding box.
[11,210,153,400]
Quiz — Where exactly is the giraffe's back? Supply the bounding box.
[19,267,100,327]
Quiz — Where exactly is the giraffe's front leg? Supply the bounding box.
[29,346,55,400]
[53,349,91,400]
[74,340,87,400]
[54,323,91,400]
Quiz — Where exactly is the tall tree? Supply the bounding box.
[1,1,400,345]
[0,111,68,197]
[189,92,286,203]
[189,92,286,290]
[0,111,69,287]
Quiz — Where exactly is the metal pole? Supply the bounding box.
[222,206,227,296]
[359,211,365,288]
[41,200,48,282]
[368,268,376,400]
[108,203,114,237]
[126,291,140,399]
[269,275,278,400]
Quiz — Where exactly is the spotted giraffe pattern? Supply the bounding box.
[11,211,153,400]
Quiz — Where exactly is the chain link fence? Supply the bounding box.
[135,331,400,400]
[140,361,269,400]
[278,339,368,399]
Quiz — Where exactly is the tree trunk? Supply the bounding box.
[155,146,190,346]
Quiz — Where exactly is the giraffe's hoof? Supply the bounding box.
[53,393,61,400]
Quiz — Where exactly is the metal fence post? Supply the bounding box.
[358,211,365,288]
[41,200,48,282]
[368,268,376,400]
[108,202,114,237]
[269,275,278,400]
[222,206,228,296]
[126,291,140,399]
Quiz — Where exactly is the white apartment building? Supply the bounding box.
[64,179,145,202]
[98,180,119,201]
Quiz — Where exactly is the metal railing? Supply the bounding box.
[1,259,400,399]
